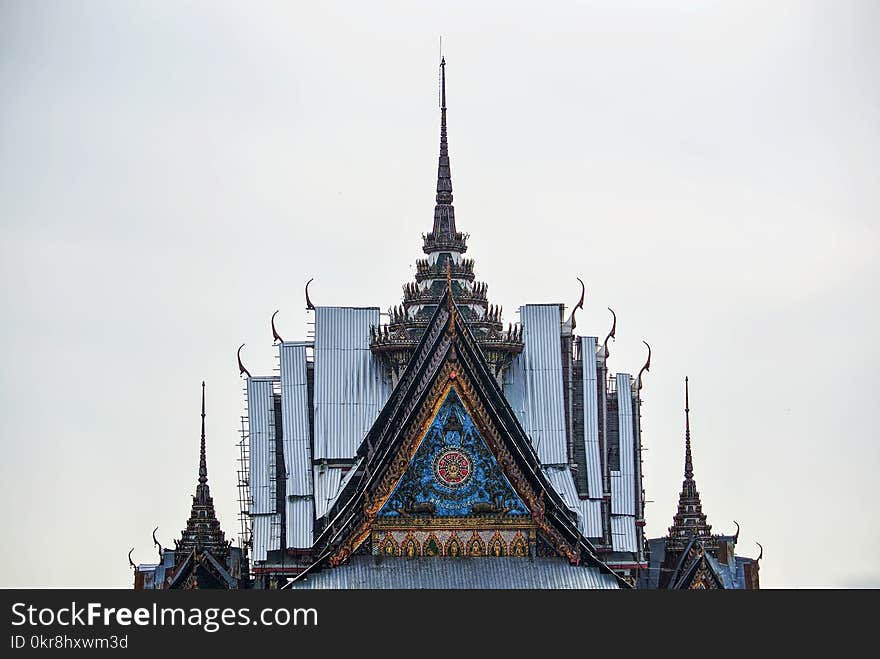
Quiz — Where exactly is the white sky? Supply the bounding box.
[1,1,877,588]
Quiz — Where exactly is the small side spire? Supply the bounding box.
[666,376,713,549]
[176,381,229,557]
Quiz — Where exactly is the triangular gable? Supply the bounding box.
[310,290,622,585]
[378,389,529,519]
[668,538,726,590]
[167,550,234,590]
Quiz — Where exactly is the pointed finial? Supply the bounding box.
[440,56,446,111]
[733,520,741,543]
[128,548,136,570]
[199,381,207,485]
[756,542,763,562]
[684,376,693,480]
[435,57,453,207]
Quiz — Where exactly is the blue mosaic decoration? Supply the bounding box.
[378,389,530,518]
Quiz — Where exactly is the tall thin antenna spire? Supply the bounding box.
[199,380,207,485]
[435,56,453,207]
[684,376,693,480]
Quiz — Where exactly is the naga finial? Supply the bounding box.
[602,307,617,359]
[733,520,740,544]
[152,526,163,559]
[271,310,284,343]
[570,277,586,330]
[128,548,136,570]
[237,344,251,378]
[305,278,315,310]
[446,260,456,334]
[756,542,763,562]
[637,341,651,391]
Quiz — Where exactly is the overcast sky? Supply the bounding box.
[1,1,877,588]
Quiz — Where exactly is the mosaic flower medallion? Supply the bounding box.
[433,448,472,488]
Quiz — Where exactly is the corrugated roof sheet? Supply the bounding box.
[286,499,313,550]
[610,373,635,516]
[312,465,343,519]
[279,342,315,549]
[289,557,620,589]
[507,304,567,465]
[610,515,639,553]
[543,466,579,511]
[247,377,277,515]
[313,307,391,460]
[251,513,281,563]
[578,498,603,538]
[543,465,603,538]
[279,343,312,497]
[580,336,603,498]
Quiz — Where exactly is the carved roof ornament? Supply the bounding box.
[569,277,586,330]
[637,341,651,391]
[603,307,617,359]
[128,548,136,570]
[305,278,315,310]
[271,310,284,344]
[152,526,163,560]
[237,344,251,379]
[446,260,456,334]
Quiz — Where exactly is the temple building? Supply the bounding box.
[131,58,760,589]
[132,383,246,589]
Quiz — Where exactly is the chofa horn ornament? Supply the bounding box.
[305,278,315,310]
[570,277,586,330]
[271,310,284,343]
[603,307,617,359]
[637,341,651,390]
[237,344,252,378]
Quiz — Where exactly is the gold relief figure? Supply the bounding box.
[467,532,485,557]
[378,532,399,556]
[511,532,528,557]
[402,535,420,557]
[488,532,506,557]
[445,534,464,557]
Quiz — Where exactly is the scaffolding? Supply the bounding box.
[237,404,252,550]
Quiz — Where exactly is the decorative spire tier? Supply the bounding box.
[665,378,716,553]
[371,57,523,383]
[176,382,231,557]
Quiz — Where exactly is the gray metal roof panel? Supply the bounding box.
[289,557,620,589]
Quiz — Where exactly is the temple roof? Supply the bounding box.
[287,557,619,589]
[299,285,626,586]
